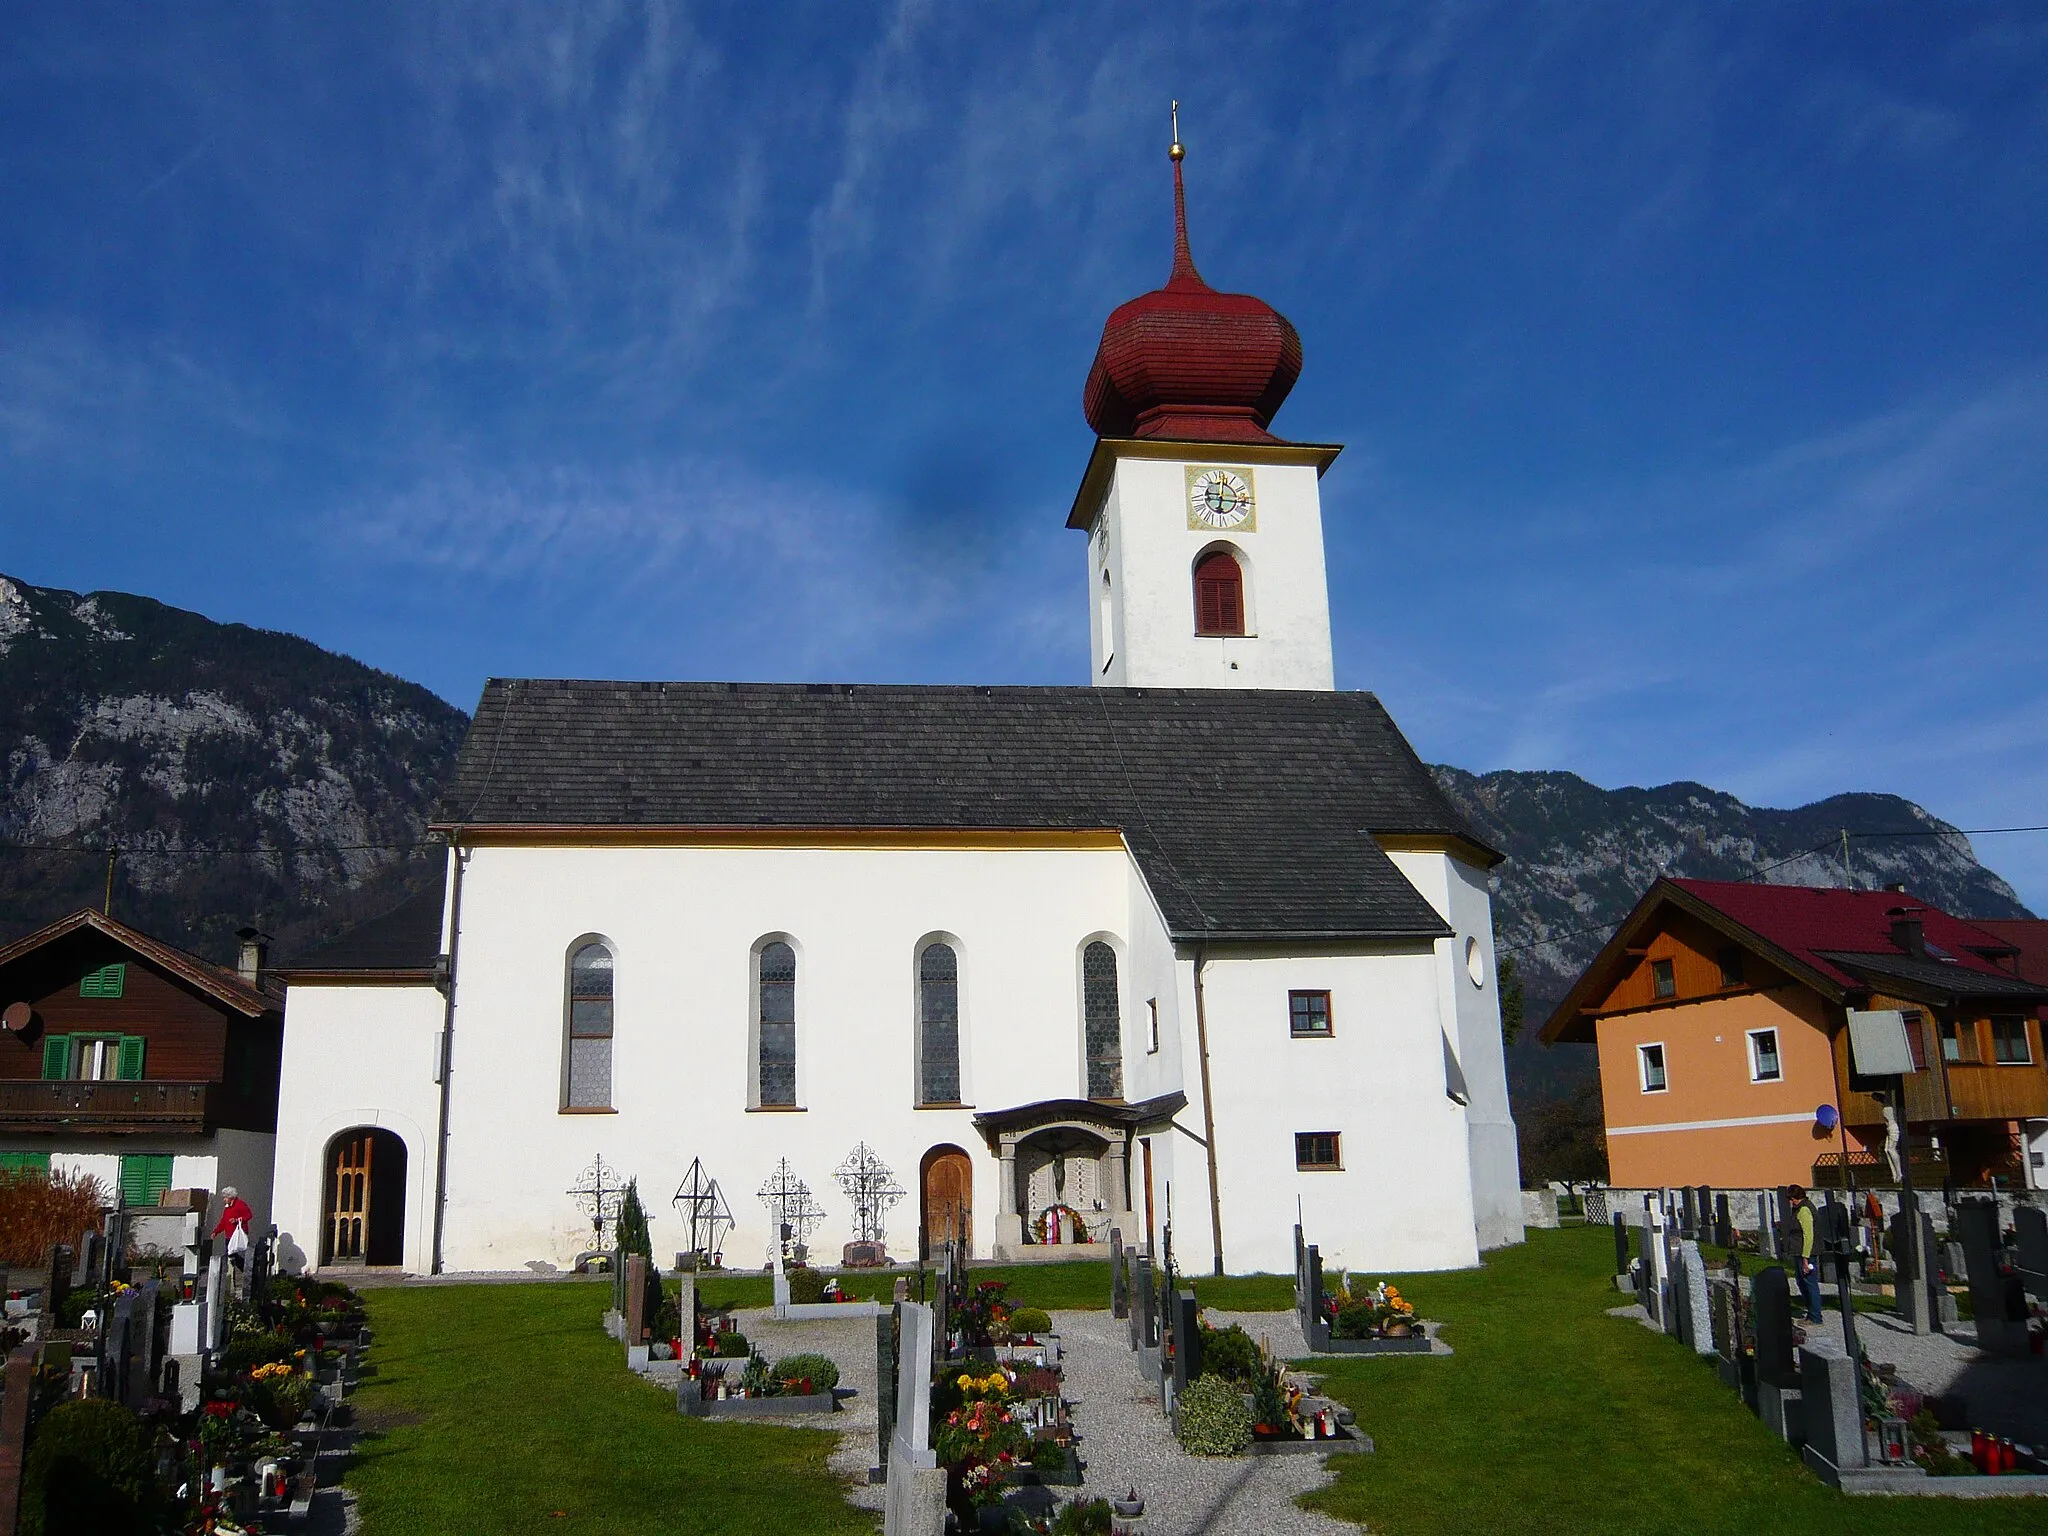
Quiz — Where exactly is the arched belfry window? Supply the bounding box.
[564,941,614,1109]
[1194,550,1245,636]
[1083,941,1124,1101]
[756,941,797,1108]
[918,942,961,1106]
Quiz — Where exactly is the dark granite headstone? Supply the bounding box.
[131,1280,160,1408]
[1680,1187,1697,1239]
[76,1230,103,1291]
[1110,1229,1127,1318]
[103,1289,135,1404]
[1696,1186,1713,1241]
[1134,1256,1155,1348]
[1713,1193,1733,1250]
[40,1245,71,1322]
[1612,1212,1630,1276]
[1799,1344,1867,1478]
[2014,1205,2047,1306]
[1955,1198,2027,1353]
[1172,1291,1201,1396]
[1751,1267,1796,1389]
[872,1310,896,1482]
[623,1254,649,1344]
[1757,1190,1780,1260]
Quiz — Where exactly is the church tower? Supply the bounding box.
[1070,112,1340,691]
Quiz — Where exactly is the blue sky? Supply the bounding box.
[4,4,2046,905]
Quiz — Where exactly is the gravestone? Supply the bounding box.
[1133,1255,1155,1348]
[203,1253,228,1352]
[623,1254,650,1349]
[1680,1187,1697,1239]
[1666,1243,1690,1344]
[1110,1229,1127,1318]
[1679,1242,1714,1357]
[1709,1278,1741,1390]
[1612,1212,1630,1277]
[1751,1268,1795,1388]
[103,1289,135,1404]
[872,1310,897,1483]
[2014,1205,2047,1306]
[1954,1198,2028,1355]
[131,1280,160,1408]
[1172,1291,1202,1399]
[883,1302,944,1536]
[1635,1213,1659,1322]
[1798,1342,1867,1483]
[1887,1202,1937,1335]
[1941,1240,1967,1284]
[1757,1190,1780,1260]
[1713,1193,1733,1250]
[673,1273,695,1344]
[76,1230,103,1291]
[40,1244,71,1322]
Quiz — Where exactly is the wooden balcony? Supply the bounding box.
[0,1080,215,1135]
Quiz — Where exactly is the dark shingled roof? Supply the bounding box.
[284,871,447,975]
[430,681,1493,943]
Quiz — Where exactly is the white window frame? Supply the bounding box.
[1746,1028,1782,1083]
[1145,997,1160,1055]
[1638,1041,1668,1094]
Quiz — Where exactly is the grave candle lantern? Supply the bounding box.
[1876,1417,1908,1465]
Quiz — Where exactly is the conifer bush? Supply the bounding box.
[19,1398,155,1536]
[770,1353,839,1393]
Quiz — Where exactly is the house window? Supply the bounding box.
[563,941,615,1110]
[1991,1016,2033,1065]
[43,1035,143,1081]
[1747,1029,1782,1083]
[1082,941,1124,1101]
[79,963,125,999]
[1193,550,1245,636]
[1717,947,1744,988]
[917,941,960,1106]
[1289,990,1333,1037]
[1650,959,1676,999]
[118,1153,173,1207]
[1294,1132,1342,1171]
[1937,1017,1978,1065]
[757,941,798,1108]
[1639,1042,1668,1093]
[1145,997,1160,1054]
[1901,1010,1930,1071]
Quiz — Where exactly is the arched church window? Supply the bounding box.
[918,942,961,1105]
[564,941,614,1109]
[1194,550,1245,636]
[757,941,797,1108]
[1083,941,1124,1101]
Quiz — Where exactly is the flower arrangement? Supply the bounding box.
[1330,1279,1416,1340]
[950,1278,1012,1348]
[935,1397,1030,1508]
[1032,1204,1090,1245]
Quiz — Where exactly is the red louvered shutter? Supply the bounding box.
[1194,552,1244,636]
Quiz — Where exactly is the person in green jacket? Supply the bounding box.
[1787,1185,1823,1322]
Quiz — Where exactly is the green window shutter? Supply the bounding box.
[0,1152,50,1175]
[116,1036,146,1080]
[79,963,126,999]
[118,1154,172,1207]
[40,1035,71,1080]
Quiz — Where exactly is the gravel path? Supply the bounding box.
[1053,1309,1365,1535]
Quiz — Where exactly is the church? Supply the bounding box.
[268,134,1523,1281]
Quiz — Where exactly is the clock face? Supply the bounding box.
[1186,466,1256,531]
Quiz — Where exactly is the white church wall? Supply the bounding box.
[1191,942,1482,1276]
[1092,453,1335,691]
[437,839,1150,1272]
[1385,849,1526,1251]
[271,981,443,1273]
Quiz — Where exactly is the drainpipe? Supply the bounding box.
[430,832,468,1276]
[1191,944,1225,1277]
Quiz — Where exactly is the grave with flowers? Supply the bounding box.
[1295,1223,1440,1355]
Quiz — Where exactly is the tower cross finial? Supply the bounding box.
[1167,99,1202,288]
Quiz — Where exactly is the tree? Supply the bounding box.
[1497,953,1526,1047]
[616,1177,652,1260]
[1518,1078,1608,1195]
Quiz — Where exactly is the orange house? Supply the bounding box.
[1540,879,2048,1190]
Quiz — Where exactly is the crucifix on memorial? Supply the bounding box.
[757,1158,824,1266]
[671,1158,734,1269]
[567,1154,626,1249]
[833,1143,905,1246]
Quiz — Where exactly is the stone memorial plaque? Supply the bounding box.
[1798,1342,1866,1479]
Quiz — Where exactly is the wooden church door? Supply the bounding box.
[323,1128,408,1267]
[921,1146,972,1259]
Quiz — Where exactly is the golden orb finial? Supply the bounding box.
[1169,99,1184,161]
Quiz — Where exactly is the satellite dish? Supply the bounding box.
[0,1002,31,1035]
[1815,1104,1840,1133]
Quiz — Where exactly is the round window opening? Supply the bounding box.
[1464,936,1486,988]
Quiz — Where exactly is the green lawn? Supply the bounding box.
[347,1283,874,1535]
[1302,1225,2043,1536]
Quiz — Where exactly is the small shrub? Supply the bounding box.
[222,1331,296,1376]
[19,1398,155,1536]
[786,1266,827,1305]
[1008,1307,1052,1337]
[1196,1322,1260,1384]
[770,1352,839,1393]
[1176,1374,1252,1456]
[715,1330,751,1358]
[0,1169,106,1269]
[739,1354,774,1397]
[1250,1366,1289,1431]
[1030,1436,1069,1469]
[1053,1498,1113,1535]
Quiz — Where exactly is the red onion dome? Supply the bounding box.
[1083,148,1303,444]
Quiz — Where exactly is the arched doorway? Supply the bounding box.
[322,1128,407,1268]
[920,1144,973,1261]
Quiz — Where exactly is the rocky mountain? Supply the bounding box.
[1432,766,2034,1101]
[0,573,467,963]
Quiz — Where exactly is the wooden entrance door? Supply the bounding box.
[921,1145,973,1259]
[326,1133,373,1265]
[323,1128,408,1267]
